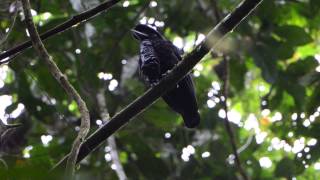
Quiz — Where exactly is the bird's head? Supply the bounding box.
[131,24,164,41]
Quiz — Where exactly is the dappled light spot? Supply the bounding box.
[227,110,242,125]
[261,109,270,117]
[201,151,210,158]
[75,48,81,54]
[271,112,282,122]
[227,154,235,165]
[307,138,317,146]
[150,1,157,7]
[271,137,282,150]
[139,17,147,24]
[195,34,206,46]
[154,21,165,27]
[306,154,311,159]
[314,162,320,170]
[207,99,216,108]
[244,114,259,131]
[288,132,294,138]
[255,132,267,144]
[173,36,183,49]
[97,72,113,80]
[105,153,112,162]
[193,70,200,77]
[11,103,25,118]
[122,1,130,7]
[218,109,226,119]
[181,145,195,162]
[258,85,266,92]
[104,146,111,152]
[211,81,220,90]
[259,157,272,168]
[25,29,30,37]
[292,138,305,153]
[31,9,37,16]
[303,119,311,127]
[304,147,310,153]
[164,132,171,139]
[41,135,53,147]
[23,146,33,158]
[121,59,127,65]
[195,64,203,71]
[315,54,320,63]
[96,119,103,126]
[213,97,220,103]
[108,79,119,91]
[111,163,117,170]
[291,113,298,121]
[207,90,214,97]
[284,143,292,152]
[42,12,52,20]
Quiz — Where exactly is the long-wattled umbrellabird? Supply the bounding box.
[131,24,200,128]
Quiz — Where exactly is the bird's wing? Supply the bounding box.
[139,40,161,83]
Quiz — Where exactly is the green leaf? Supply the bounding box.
[275,157,296,178]
[274,25,312,46]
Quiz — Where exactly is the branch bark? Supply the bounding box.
[0,0,121,64]
[21,0,90,177]
[211,1,249,179]
[222,56,249,180]
[96,89,128,180]
[52,0,264,171]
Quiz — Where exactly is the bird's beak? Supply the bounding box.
[131,29,149,40]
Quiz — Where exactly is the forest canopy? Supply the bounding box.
[0,0,320,179]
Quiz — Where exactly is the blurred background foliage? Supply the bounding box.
[0,0,320,179]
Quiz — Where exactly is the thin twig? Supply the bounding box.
[212,0,249,179]
[222,56,249,180]
[96,89,127,180]
[0,0,121,64]
[51,0,264,170]
[21,0,90,177]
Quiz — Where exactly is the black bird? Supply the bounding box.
[131,24,200,128]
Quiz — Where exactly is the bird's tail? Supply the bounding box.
[182,112,200,128]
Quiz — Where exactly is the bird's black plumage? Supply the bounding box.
[131,24,200,128]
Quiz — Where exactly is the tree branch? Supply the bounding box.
[0,0,121,64]
[52,0,264,171]
[96,89,128,180]
[21,0,90,177]
[211,0,249,179]
[222,56,249,180]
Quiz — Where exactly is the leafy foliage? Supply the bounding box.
[1,0,320,179]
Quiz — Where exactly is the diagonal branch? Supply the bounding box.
[0,0,121,64]
[21,0,90,177]
[52,0,264,170]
